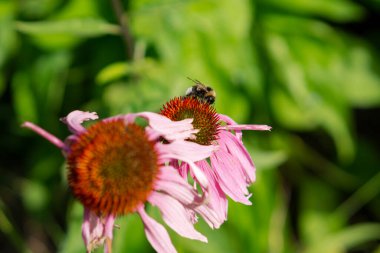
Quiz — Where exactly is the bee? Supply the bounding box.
[185,78,216,105]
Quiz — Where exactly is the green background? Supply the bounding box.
[1,0,380,252]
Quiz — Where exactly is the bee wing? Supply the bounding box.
[185,87,193,96]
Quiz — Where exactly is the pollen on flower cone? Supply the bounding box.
[67,119,159,215]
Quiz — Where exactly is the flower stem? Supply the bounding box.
[110,0,134,60]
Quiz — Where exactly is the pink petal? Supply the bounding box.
[155,166,221,229]
[61,110,98,133]
[157,140,217,162]
[221,124,272,131]
[81,208,92,249]
[149,191,207,242]
[162,127,199,141]
[124,112,198,141]
[103,215,116,253]
[210,151,252,205]
[145,127,163,141]
[191,200,222,229]
[155,166,203,205]
[218,114,239,126]
[183,160,209,196]
[170,160,188,179]
[196,160,228,224]
[218,113,271,140]
[218,114,243,140]
[157,144,210,195]
[137,206,177,253]
[81,208,105,253]
[22,122,65,149]
[180,161,227,228]
[218,131,256,183]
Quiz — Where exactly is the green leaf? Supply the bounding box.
[17,0,61,19]
[260,0,364,22]
[96,62,130,85]
[271,88,317,130]
[15,18,119,50]
[251,149,287,169]
[0,0,14,17]
[305,223,380,253]
[21,180,49,212]
[16,19,120,37]
[317,104,355,162]
[341,45,380,107]
[12,71,38,123]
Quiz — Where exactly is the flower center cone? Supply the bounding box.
[160,97,220,145]
[67,119,159,215]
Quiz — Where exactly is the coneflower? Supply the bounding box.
[23,110,220,253]
[161,97,271,223]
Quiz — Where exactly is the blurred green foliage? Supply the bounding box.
[1,0,380,252]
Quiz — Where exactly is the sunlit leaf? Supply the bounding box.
[96,62,130,85]
[259,0,364,22]
[16,19,119,37]
[12,71,38,123]
[21,180,49,212]
[341,45,380,107]
[304,223,380,253]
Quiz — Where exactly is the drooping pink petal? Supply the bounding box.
[165,163,197,224]
[158,143,210,197]
[213,150,248,194]
[161,127,199,141]
[81,208,105,253]
[190,201,222,229]
[170,160,188,179]
[182,159,210,196]
[144,126,162,141]
[22,122,65,149]
[124,112,198,141]
[61,110,98,133]
[157,140,217,162]
[210,151,252,205]
[81,208,91,251]
[137,206,177,253]
[103,214,116,253]
[155,166,203,205]
[149,192,207,242]
[196,160,228,224]
[155,166,221,228]
[184,208,198,225]
[218,131,256,183]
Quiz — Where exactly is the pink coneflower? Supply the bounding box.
[22,110,221,253]
[160,97,271,223]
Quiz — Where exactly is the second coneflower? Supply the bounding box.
[160,97,271,223]
[23,110,220,253]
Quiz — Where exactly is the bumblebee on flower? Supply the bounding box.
[160,85,271,223]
